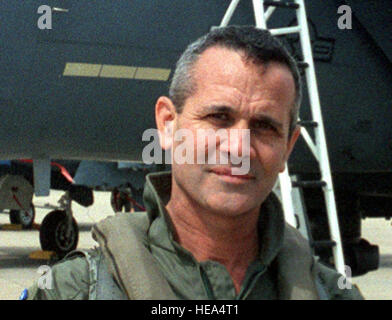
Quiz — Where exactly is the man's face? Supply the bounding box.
[158,46,300,217]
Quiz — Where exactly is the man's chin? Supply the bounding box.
[204,195,260,217]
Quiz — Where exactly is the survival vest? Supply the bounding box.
[71,211,329,300]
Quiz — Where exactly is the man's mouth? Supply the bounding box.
[209,167,255,181]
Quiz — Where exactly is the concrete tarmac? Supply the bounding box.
[0,190,391,300]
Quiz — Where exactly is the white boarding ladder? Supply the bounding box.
[219,0,346,276]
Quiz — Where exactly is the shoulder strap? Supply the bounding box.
[63,249,99,299]
[276,224,321,300]
[91,212,177,300]
[65,248,128,300]
[94,249,127,300]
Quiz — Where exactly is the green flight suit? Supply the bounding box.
[26,172,363,300]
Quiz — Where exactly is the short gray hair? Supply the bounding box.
[169,25,302,136]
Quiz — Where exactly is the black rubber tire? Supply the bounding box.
[39,210,79,257]
[9,210,19,224]
[9,204,35,229]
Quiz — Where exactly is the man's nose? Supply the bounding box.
[220,121,256,159]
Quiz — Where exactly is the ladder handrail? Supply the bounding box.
[294,0,345,275]
[218,0,346,276]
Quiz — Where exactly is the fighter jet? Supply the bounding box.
[0,1,390,275]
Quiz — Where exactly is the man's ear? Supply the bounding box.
[155,96,176,150]
[279,125,301,173]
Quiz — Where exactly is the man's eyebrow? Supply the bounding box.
[201,105,235,113]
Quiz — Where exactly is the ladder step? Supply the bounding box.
[298,120,318,128]
[292,180,327,188]
[297,61,309,69]
[264,1,299,9]
[311,240,336,249]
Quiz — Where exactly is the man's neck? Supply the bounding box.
[166,194,260,293]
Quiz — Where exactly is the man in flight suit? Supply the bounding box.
[25,26,363,300]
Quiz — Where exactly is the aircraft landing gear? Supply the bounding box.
[38,185,93,258]
[40,210,78,257]
[39,193,79,258]
[9,203,36,229]
[111,187,134,213]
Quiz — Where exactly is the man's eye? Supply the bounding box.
[208,113,230,121]
[253,121,277,132]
